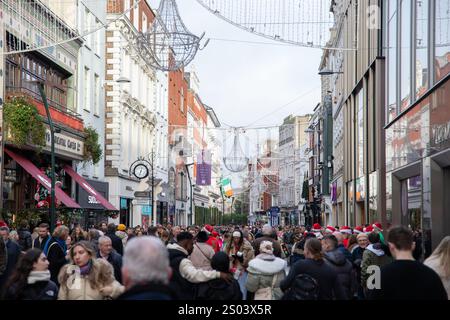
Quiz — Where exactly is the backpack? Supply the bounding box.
[283,274,319,300]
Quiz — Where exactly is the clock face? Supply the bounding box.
[133,164,149,179]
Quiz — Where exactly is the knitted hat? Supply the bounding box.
[340,226,352,235]
[324,226,336,234]
[354,226,364,234]
[311,223,322,232]
[117,224,126,231]
[372,222,383,231]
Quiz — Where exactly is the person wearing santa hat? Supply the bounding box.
[340,226,352,248]
[363,225,374,234]
[311,223,323,240]
[372,222,386,245]
[324,226,336,234]
[203,225,220,253]
[353,226,364,235]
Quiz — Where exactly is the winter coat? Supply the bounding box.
[225,239,255,270]
[324,249,355,300]
[281,258,346,300]
[17,228,32,251]
[424,256,450,299]
[337,244,353,263]
[361,243,393,288]
[0,239,21,288]
[0,238,6,276]
[190,242,215,270]
[252,236,283,258]
[33,235,49,250]
[196,277,243,301]
[97,250,123,284]
[46,238,68,285]
[246,254,287,300]
[115,231,128,247]
[116,282,175,300]
[57,259,124,300]
[167,243,220,299]
[105,232,123,256]
[4,274,58,300]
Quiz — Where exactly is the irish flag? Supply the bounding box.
[221,178,233,197]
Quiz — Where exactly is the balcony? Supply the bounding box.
[6,86,84,132]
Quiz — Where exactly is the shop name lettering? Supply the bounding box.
[88,196,99,204]
[432,122,450,145]
[46,131,82,153]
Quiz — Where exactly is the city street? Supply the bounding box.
[0,0,449,304]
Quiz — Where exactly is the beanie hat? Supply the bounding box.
[211,252,230,273]
[324,226,336,234]
[259,241,274,255]
[232,231,241,238]
[311,223,322,232]
[117,224,126,231]
[372,222,383,231]
[340,226,352,235]
[354,226,364,234]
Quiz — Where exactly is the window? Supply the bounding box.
[84,8,91,48]
[415,0,429,99]
[180,88,184,112]
[125,0,130,19]
[133,1,139,30]
[94,74,100,115]
[84,67,90,111]
[435,0,450,82]
[94,18,101,55]
[400,0,412,111]
[387,0,398,123]
[142,14,147,33]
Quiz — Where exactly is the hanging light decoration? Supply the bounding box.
[223,129,249,173]
[139,0,208,72]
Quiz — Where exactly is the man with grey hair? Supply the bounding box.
[252,224,284,258]
[117,236,175,300]
[0,226,21,288]
[97,236,123,284]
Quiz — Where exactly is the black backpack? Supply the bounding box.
[283,274,320,300]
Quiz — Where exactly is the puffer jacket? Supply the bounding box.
[246,254,287,300]
[324,249,355,300]
[57,259,124,300]
[361,243,393,288]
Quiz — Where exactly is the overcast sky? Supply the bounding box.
[149,0,324,188]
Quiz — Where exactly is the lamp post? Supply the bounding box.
[36,82,56,232]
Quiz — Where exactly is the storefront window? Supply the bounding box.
[435,0,450,82]
[400,0,412,111]
[401,176,422,230]
[387,0,398,123]
[415,0,429,99]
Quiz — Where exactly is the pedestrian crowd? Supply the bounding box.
[0,219,449,300]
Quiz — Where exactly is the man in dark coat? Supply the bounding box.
[252,224,284,258]
[98,236,123,284]
[117,236,175,300]
[0,226,21,289]
[17,220,32,251]
[106,223,123,256]
[33,223,50,250]
[43,225,69,285]
[322,234,355,300]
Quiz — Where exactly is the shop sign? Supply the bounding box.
[432,121,450,146]
[77,179,109,210]
[45,127,84,157]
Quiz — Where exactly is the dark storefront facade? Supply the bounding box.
[76,178,112,228]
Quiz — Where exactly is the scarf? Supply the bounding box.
[79,259,93,276]
[27,270,51,284]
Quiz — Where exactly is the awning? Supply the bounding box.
[63,165,118,211]
[5,148,81,208]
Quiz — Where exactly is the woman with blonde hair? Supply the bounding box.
[58,241,124,300]
[424,236,450,299]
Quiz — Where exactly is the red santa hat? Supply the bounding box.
[340,226,352,235]
[0,220,8,228]
[311,223,322,232]
[372,222,383,231]
[364,225,374,234]
[202,224,214,235]
[324,225,336,234]
[354,226,364,234]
